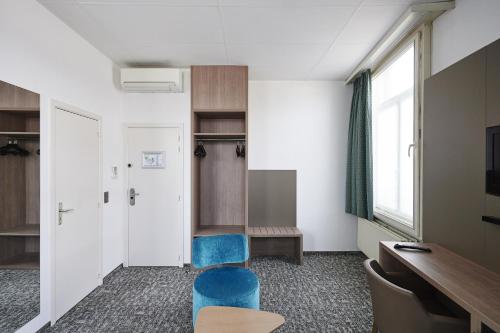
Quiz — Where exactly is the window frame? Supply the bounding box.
[371,26,427,239]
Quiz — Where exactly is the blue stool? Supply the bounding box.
[192,234,260,326]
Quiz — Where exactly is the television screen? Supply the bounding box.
[486,126,500,196]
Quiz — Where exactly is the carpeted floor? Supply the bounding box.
[41,253,373,333]
[0,269,40,333]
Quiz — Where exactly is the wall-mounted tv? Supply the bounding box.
[486,125,500,196]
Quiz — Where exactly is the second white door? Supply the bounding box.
[127,126,182,267]
[55,107,100,321]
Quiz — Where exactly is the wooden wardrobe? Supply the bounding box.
[0,81,40,269]
[191,66,248,249]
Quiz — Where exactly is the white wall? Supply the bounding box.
[0,0,124,330]
[432,0,500,75]
[121,80,192,263]
[249,81,358,251]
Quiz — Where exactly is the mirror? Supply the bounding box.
[0,80,40,332]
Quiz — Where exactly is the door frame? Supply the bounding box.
[50,100,103,323]
[123,123,184,268]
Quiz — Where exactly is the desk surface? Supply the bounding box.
[194,306,285,333]
[380,241,500,332]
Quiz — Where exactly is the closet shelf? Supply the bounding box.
[194,225,245,237]
[0,224,40,237]
[0,131,40,138]
[0,252,39,269]
[194,133,246,139]
[0,106,39,112]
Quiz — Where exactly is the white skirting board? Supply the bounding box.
[357,218,407,261]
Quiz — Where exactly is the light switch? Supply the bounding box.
[111,166,118,179]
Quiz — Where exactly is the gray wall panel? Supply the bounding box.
[249,170,296,227]
[423,38,500,273]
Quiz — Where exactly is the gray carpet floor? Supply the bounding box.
[0,269,40,333]
[40,253,373,333]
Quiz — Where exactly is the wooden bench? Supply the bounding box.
[247,226,303,265]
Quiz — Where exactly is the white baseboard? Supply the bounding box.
[357,218,407,261]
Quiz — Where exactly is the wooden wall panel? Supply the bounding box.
[0,145,26,230]
[0,113,26,132]
[192,66,248,111]
[25,141,40,225]
[0,80,39,110]
[199,142,245,226]
[199,118,245,133]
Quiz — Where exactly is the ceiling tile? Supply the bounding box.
[335,4,406,44]
[361,0,436,5]
[219,0,362,7]
[221,6,355,44]
[310,43,371,80]
[249,65,312,80]
[38,0,416,80]
[79,2,224,44]
[112,43,228,66]
[76,0,219,6]
[227,44,329,67]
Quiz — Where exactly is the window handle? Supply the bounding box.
[408,143,416,157]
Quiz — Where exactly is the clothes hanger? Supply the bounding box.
[0,139,30,156]
[236,142,241,157]
[194,141,207,158]
[240,142,245,158]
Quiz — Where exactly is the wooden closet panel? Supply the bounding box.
[199,118,245,133]
[221,66,247,111]
[24,116,40,132]
[199,142,245,226]
[192,66,248,111]
[0,81,39,110]
[0,113,26,132]
[192,66,214,111]
[0,238,25,263]
[0,153,26,229]
[25,142,40,225]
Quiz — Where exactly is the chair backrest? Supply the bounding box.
[364,259,430,333]
[192,234,249,269]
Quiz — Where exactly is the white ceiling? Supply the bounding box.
[38,0,433,80]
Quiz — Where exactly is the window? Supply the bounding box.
[372,34,421,237]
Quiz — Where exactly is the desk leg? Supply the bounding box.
[471,315,481,333]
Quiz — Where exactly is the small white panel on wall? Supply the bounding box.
[142,151,166,169]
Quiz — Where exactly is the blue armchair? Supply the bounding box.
[192,234,260,326]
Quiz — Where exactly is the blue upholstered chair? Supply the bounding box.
[192,234,260,326]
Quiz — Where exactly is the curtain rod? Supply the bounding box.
[345,1,455,85]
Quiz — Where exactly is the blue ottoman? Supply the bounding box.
[193,266,260,325]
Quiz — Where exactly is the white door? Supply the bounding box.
[127,126,182,267]
[54,108,100,320]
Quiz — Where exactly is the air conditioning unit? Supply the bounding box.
[120,68,184,92]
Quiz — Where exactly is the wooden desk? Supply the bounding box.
[380,241,500,333]
[194,306,285,333]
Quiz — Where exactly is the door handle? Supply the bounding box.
[58,202,74,225]
[129,188,140,206]
[408,143,416,157]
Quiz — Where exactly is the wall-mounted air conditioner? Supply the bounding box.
[120,68,184,92]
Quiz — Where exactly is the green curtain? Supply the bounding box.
[345,70,373,220]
